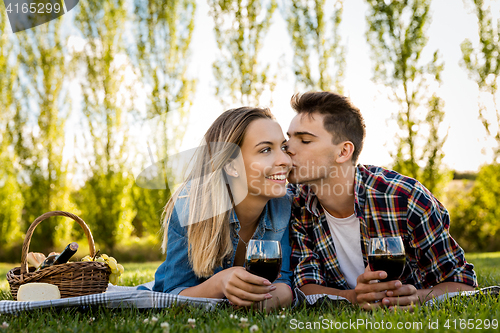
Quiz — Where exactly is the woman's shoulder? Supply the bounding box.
[265,195,292,230]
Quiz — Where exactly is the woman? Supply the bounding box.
[152,107,293,310]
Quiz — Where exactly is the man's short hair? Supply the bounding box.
[291,91,366,164]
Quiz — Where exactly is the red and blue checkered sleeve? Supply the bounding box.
[407,182,478,288]
[290,212,328,290]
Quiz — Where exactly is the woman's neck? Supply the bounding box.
[234,195,267,235]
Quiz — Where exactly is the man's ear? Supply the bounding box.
[223,161,239,178]
[336,141,355,164]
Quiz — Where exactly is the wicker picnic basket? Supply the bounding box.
[7,211,111,301]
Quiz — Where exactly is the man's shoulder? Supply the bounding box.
[358,164,420,197]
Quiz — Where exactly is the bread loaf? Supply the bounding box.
[17,283,61,302]
[27,252,46,269]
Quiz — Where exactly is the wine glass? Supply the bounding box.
[368,236,406,282]
[245,240,282,283]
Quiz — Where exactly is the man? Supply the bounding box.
[286,91,477,310]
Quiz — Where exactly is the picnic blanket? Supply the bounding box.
[0,282,224,314]
[1,284,498,314]
[303,286,500,307]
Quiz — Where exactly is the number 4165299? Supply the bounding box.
[5,2,61,14]
[444,319,498,330]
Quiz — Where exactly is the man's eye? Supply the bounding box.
[281,145,288,152]
[301,140,311,144]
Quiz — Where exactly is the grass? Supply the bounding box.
[0,254,499,332]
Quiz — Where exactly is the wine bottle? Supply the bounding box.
[37,242,79,270]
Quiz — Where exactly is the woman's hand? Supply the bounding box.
[218,267,276,307]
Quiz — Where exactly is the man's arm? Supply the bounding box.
[289,211,333,295]
[300,284,357,304]
[375,181,477,309]
[381,281,475,309]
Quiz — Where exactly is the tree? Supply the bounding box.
[131,0,196,236]
[449,163,500,252]
[13,20,74,251]
[366,0,450,195]
[284,0,345,92]
[209,0,278,106]
[461,0,500,161]
[74,0,136,251]
[0,9,23,252]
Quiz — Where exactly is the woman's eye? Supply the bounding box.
[260,147,271,153]
[281,145,288,152]
[301,140,311,144]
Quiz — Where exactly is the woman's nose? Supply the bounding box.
[276,149,292,168]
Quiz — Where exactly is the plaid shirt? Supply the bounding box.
[289,164,477,291]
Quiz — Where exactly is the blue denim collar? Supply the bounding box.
[229,203,272,238]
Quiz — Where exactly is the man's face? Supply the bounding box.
[286,113,341,184]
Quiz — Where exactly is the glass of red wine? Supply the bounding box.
[245,240,282,283]
[368,236,406,282]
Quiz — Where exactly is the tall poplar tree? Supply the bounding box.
[74,0,135,250]
[0,10,23,252]
[209,0,278,106]
[285,0,345,92]
[461,0,500,161]
[14,20,73,251]
[366,0,450,195]
[131,0,196,236]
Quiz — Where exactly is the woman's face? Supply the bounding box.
[231,118,292,200]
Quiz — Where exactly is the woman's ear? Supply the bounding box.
[223,162,239,177]
[336,141,355,164]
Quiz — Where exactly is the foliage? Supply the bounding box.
[284,0,345,92]
[11,20,74,251]
[73,0,136,250]
[449,163,500,252]
[131,0,196,235]
[366,0,451,196]
[0,10,24,251]
[209,0,278,106]
[461,0,500,161]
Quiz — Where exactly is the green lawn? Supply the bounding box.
[0,253,498,332]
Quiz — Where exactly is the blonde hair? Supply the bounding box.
[161,107,274,278]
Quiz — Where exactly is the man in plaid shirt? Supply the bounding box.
[286,91,477,310]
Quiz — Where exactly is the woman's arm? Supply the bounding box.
[179,266,277,306]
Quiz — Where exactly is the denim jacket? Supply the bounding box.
[152,191,293,295]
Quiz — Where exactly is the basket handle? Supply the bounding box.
[20,211,97,275]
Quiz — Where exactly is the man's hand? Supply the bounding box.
[354,267,403,310]
[382,284,419,311]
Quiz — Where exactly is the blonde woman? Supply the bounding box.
[151,107,294,309]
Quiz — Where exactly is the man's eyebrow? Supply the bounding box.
[286,131,318,137]
[254,141,273,148]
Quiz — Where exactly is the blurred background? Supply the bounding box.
[1,0,500,262]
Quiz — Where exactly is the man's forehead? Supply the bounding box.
[288,113,324,132]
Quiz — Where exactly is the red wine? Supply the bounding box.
[245,258,282,282]
[368,254,405,282]
[38,242,79,270]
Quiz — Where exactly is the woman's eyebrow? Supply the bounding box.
[254,141,273,148]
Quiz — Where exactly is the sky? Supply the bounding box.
[164,0,500,174]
